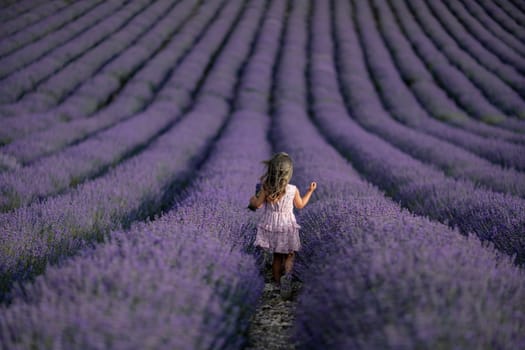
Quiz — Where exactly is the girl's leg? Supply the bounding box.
[272,253,283,284]
[284,252,295,275]
[280,252,295,300]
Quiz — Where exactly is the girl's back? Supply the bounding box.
[264,184,296,213]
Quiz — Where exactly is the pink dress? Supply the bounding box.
[254,184,301,253]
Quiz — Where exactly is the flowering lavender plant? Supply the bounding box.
[1,0,525,348]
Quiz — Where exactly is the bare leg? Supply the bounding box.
[272,253,283,284]
[280,252,295,300]
[284,252,295,275]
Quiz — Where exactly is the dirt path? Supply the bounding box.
[244,253,302,349]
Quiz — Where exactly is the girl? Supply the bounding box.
[249,152,317,300]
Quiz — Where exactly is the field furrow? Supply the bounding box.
[442,0,525,71]
[476,0,525,44]
[0,0,252,301]
[0,1,279,347]
[0,0,201,150]
[0,0,150,105]
[0,1,107,62]
[0,0,48,23]
[267,1,524,348]
[313,0,525,263]
[422,0,525,98]
[0,0,227,211]
[0,0,69,40]
[372,0,525,145]
[0,0,523,348]
[351,0,525,187]
[405,0,525,118]
[389,0,525,133]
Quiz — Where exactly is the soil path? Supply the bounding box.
[244,253,302,349]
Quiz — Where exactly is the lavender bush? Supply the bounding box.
[295,198,525,349]
[404,0,525,117]
[491,0,525,25]
[0,0,231,211]
[0,0,51,24]
[388,0,525,131]
[0,0,281,344]
[363,0,525,171]
[461,0,525,54]
[0,0,150,105]
[268,2,525,348]
[4,0,171,116]
[0,107,271,348]
[0,0,252,300]
[0,0,217,152]
[442,0,525,74]
[371,0,525,145]
[0,1,105,60]
[0,0,524,348]
[325,0,525,264]
[336,0,525,196]
[422,0,525,97]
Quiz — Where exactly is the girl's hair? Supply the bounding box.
[260,152,293,202]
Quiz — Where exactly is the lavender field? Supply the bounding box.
[0,0,524,348]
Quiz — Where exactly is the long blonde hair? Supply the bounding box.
[260,152,293,202]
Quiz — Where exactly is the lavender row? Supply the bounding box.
[351,0,525,187]
[322,0,525,263]
[405,0,525,117]
[0,1,120,78]
[0,95,227,300]
[46,0,196,116]
[472,0,525,49]
[422,0,525,98]
[15,0,176,113]
[268,2,525,348]
[0,0,173,117]
[372,0,525,145]
[0,2,120,94]
[1,223,261,350]
[0,0,149,106]
[272,0,308,109]
[461,0,525,57]
[295,199,525,349]
[0,108,270,349]
[0,0,195,142]
[0,1,105,60]
[494,0,525,24]
[288,78,524,349]
[388,0,525,133]
[236,0,285,115]
[0,0,214,159]
[0,97,187,212]
[271,0,525,266]
[0,0,282,343]
[476,0,525,44]
[232,0,286,114]
[0,0,69,40]
[0,0,251,300]
[505,0,525,14]
[442,0,525,73]
[0,0,48,23]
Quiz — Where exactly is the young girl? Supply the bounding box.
[249,152,317,300]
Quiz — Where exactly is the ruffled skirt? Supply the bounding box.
[254,222,301,253]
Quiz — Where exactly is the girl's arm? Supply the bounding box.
[294,182,317,209]
[249,188,266,209]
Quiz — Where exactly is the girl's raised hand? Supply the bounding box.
[309,182,317,192]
